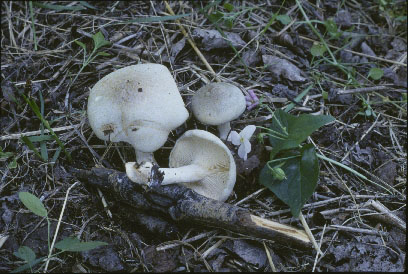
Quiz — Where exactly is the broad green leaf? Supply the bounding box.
[310,43,327,57]
[276,14,291,25]
[18,192,47,217]
[92,32,110,49]
[13,246,36,263]
[267,109,335,157]
[55,237,108,252]
[11,257,45,273]
[259,145,319,217]
[368,67,384,80]
[223,2,234,12]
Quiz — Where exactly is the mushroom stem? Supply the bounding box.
[125,162,209,185]
[160,164,209,184]
[135,151,156,164]
[217,122,231,140]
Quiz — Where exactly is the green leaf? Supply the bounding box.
[74,40,87,52]
[310,43,327,57]
[21,136,43,160]
[27,135,54,142]
[92,32,110,50]
[20,93,71,162]
[18,192,47,217]
[55,237,108,252]
[11,257,45,273]
[224,17,234,29]
[208,11,224,24]
[13,246,36,263]
[267,109,335,157]
[96,51,111,57]
[276,14,291,25]
[322,90,328,100]
[368,67,384,80]
[259,145,319,217]
[223,2,234,12]
[324,19,338,34]
[8,157,18,169]
[0,147,14,159]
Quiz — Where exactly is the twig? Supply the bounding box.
[326,224,389,236]
[71,167,312,249]
[0,124,80,141]
[156,231,215,251]
[263,241,277,272]
[365,199,406,232]
[299,212,323,256]
[312,224,326,272]
[341,113,381,162]
[44,181,79,272]
[336,86,401,95]
[163,1,220,82]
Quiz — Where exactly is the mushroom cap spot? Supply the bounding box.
[191,82,246,126]
[87,64,189,152]
[169,129,236,202]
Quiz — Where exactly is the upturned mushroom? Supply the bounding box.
[126,129,236,202]
[87,64,189,163]
[191,82,246,140]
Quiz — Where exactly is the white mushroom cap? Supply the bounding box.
[87,64,189,163]
[191,82,246,140]
[169,129,236,201]
[126,129,236,202]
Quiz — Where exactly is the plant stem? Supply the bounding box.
[316,153,394,194]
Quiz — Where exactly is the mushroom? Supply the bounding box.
[191,82,246,140]
[126,129,236,202]
[87,64,189,163]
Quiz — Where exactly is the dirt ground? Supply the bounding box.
[1,1,406,272]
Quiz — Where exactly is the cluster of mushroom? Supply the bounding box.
[87,64,246,202]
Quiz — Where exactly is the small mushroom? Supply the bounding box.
[191,82,246,140]
[87,64,189,163]
[126,129,236,202]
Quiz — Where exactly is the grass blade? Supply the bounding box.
[20,93,72,162]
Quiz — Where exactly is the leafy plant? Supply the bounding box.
[258,109,335,217]
[368,67,384,80]
[13,192,107,273]
[0,147,17,169]
[19,90,70,163]
[71,31,111,87]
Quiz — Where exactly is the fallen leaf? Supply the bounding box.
[192,29,245,51]
[262,55,306,82]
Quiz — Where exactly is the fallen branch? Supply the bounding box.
[70,166,312,249]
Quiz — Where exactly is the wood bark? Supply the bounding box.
[70,166,312,249]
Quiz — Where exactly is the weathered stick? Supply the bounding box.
[70,166,311,249]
